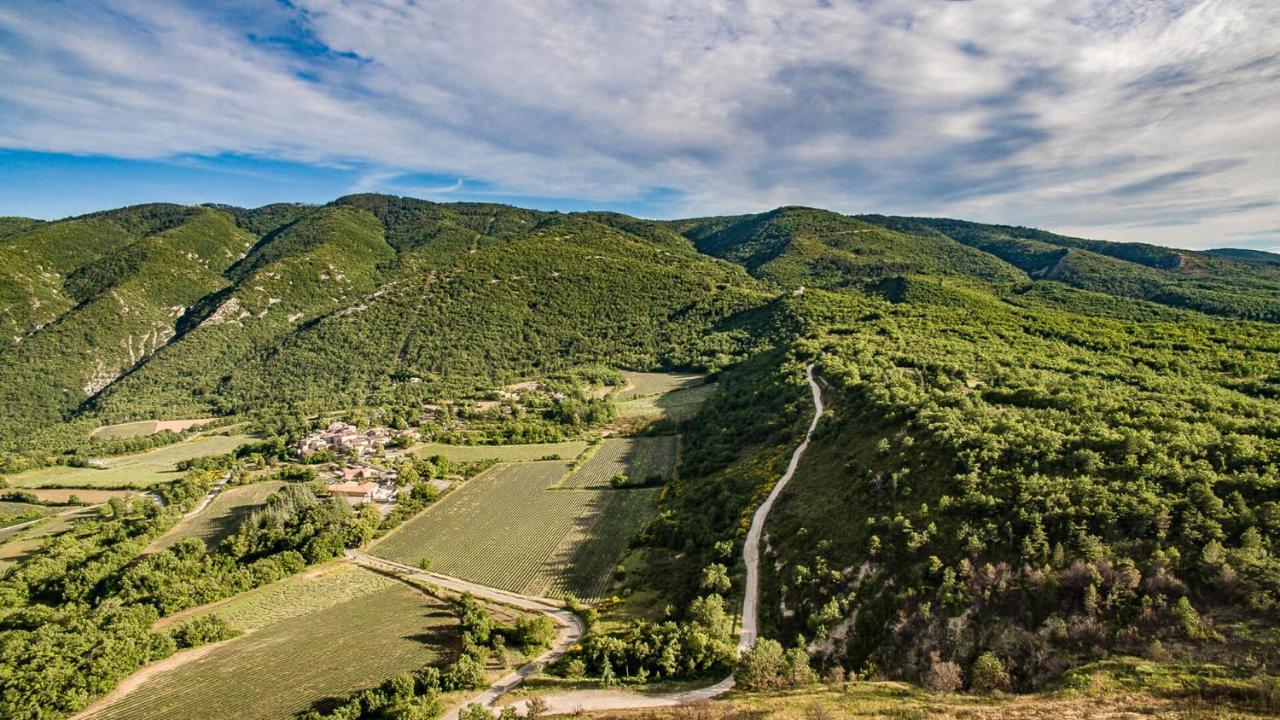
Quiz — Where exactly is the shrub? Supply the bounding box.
[968,652,1011,694]
[922,652,962,693]
[169,614,239,649]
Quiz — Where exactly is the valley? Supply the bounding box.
[1,196,1279,720]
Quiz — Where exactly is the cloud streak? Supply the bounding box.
[0,0,1276,248]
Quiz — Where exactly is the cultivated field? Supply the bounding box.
[616,382,716,420]
[560,436,678,488]
[19,488,136,504]
[156,562,395,633]
[0,506,100,568]
[90,418,217,440]
[148,481,284,553]
[615,371,706,400]
[87,572,455,720]
[412,440,590,463]
[534,487,661,599]
[0,501,48,527]
[372,460,657,599]
[4,434,253,488]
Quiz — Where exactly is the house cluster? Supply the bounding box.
[326,464,398,506]
[295,421,420,459]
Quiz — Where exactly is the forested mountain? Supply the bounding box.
[3,195,1279,697]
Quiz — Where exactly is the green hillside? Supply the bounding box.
[1,195,1279,705]
[863,216,1280,321]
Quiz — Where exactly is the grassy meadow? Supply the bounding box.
[5,434,252,488]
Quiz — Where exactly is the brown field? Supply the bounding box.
[90,418,218,440]
[21,488,137,504]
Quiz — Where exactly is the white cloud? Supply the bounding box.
[0,0,1276,248]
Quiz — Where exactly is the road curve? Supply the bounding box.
[344,550,586,720]
[739,364,824,653]
[357,364,824,717]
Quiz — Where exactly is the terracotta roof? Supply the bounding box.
[328,481,379,497]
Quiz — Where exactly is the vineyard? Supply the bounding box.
[560,436,678,488]
[371,459,659,599]
[86,579,455,720]
[148,481,285,553]
[534,487,661,599]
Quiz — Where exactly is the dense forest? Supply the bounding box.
[2,195,1280,711]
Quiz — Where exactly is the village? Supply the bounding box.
[294,421,418,508]
[290,380,602,511]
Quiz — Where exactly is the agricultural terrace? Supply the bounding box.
[615,371,706,400]
[4,434,253,488]
[89,418,217,440]
[560,436,677,488]
[615,381,716,420]
[86,571,456,720]
[371,460,659,600]
[411,440,590,463]
[147,481,285,553]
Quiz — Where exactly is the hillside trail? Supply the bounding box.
[357,364,826,718]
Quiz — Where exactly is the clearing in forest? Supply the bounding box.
[371,460,658,600]
[85,568,455,720]
[89,418,218,440]
[559,436,677,488]
[147,481,285,553]
[615,381,716,420]
[5,434,253,488]
[614,370,706,400]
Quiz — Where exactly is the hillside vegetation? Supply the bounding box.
[2,195,1280,713]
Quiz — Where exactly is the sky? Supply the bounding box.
[0,1,1277,250]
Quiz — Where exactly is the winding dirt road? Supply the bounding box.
[369,364,826,717]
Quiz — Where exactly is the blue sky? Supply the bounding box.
[0,0,1276,249]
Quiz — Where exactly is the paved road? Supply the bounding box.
[360,364,826,717]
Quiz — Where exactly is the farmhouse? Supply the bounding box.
[327,481,380,503]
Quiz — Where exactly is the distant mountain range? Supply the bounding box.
[3,194,1278,452]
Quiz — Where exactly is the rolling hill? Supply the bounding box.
[2,194,1279,713]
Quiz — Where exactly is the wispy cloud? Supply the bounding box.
[0,0,1276,248]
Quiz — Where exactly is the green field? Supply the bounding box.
[535,487,661,599]
[4,434,253,488]
[411,440,590,463]
[372,460,657,599]
[148,481,284,553]
[615,371,707,400]
[560,436,677,488]
[0,506,100,568]
[0,501,48,527]
[157,562,397,634]
[87,571,455,720]
[616,382,716,420]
